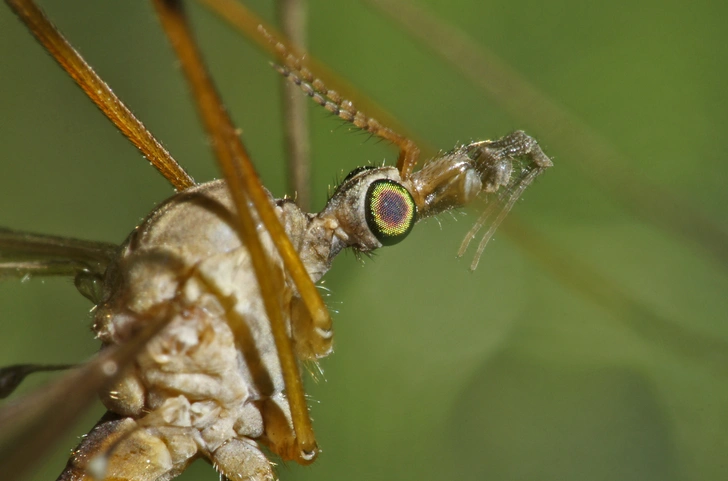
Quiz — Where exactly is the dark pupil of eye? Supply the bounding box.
[375,190,408,229]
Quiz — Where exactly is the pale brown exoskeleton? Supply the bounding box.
[0,0,550,480]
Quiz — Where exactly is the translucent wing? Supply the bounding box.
[0,304,176,480]
[0,227,115,279]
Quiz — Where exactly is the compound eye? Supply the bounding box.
[365,179,417,246]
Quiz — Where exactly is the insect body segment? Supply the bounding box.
[62,176,387,480]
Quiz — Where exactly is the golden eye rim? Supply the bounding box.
[364,179,417,246]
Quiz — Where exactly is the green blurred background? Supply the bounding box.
[1,0,726,480]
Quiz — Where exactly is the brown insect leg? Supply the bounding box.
[4,0,195,191]
[152,0,321,460]
[256,393,317,465]
[290,296,333,360]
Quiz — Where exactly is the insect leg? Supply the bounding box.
[151,0,322,460]
[4,0,195,191]
[290,296,333,360]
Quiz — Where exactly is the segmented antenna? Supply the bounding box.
[258,26,421,179]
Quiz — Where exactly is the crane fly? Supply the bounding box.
[0,0,551,480]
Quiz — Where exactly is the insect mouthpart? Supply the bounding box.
[408,130,552,270]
